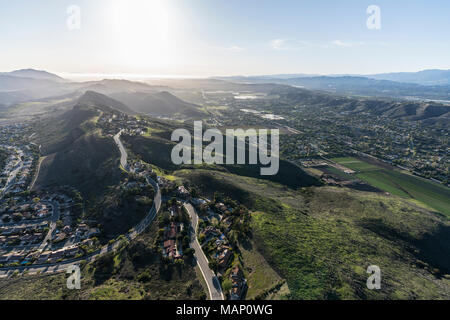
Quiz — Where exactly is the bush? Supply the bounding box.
[12,212,23,222]
[198,233,206,244]
[184,248,194,257]
[222,278,232,292]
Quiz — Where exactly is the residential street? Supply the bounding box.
[0,131,160,277]
[38,201,60,251]
[114,130,129,171]
[0,129,220,302]
[184,203,224,300]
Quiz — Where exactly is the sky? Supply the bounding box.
[0,0,449,78]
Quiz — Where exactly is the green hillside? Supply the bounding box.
[34,132,122,197]
[123,130,321,189]
[176,169,450,299]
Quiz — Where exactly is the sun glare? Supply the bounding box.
[109,0,174,68]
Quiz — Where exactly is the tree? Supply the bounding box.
[209,260,218,273]
[222,278,233,293]
[190,187,199,198]
[12,212,22,222]
[184,248,194,257]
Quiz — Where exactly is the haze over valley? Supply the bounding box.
[0,0,449,303]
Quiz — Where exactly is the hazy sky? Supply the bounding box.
[0,0,449,77]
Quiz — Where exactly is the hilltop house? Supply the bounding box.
[230,265,247,300]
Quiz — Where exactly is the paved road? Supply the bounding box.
[29,155,45,191]
[39,201,60,251]
[0,201,56,252]
[184,203,224,300]
[0,148,24,197]
[0,131,161,277]
[114,130,129,171]
[127,177,161,240]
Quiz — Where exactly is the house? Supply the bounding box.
[64,246,79,258]
[167,222,177,239]
[30,233,43,243]
[7,252,26,263]
[221,217,233,231]
[215,203,228,214]
[87,228,100,238]
[191,198,207,206]
[25,251,41,260]
[218,249,232,269]
[22,212,32,220]
[169,206,181,217]
[176,186,190,199]
[157,176,169,188]
[48,249,65,263]
[126,181,139,190]
[53,232,67,243]
[82,239,94,246]
[229,265,247,300]
[202,226,220,239]
[0,254,9,263]
[35,251,51,263]
[163,239,177,258]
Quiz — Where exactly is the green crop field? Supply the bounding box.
[330,157,450,216]
[323,166,354,180]
[331,157,379,172]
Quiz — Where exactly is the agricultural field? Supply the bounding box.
[330,157,379,172]
[322,165,355,180]
[330,157,450,216]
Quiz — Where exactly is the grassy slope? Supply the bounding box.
[176,169,450,300]
[32,104,143,239]
[34,131,123,197]
[128,125,450,299]
[238,241,285,299]
[32,105,99,155]
[124,132,321,189]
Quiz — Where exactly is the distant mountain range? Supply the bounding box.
[367,69,450,85]
[217,69,450,101]
[0,69,206,118]
[1,68,449,121]
[271,85,450,128]
[223,69,450,86]
[1,69,67,82]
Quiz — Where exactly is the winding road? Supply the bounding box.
[0,130,161,277]
[184,203,224,300]
[1,130,222,301]
[114,130,129,171]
